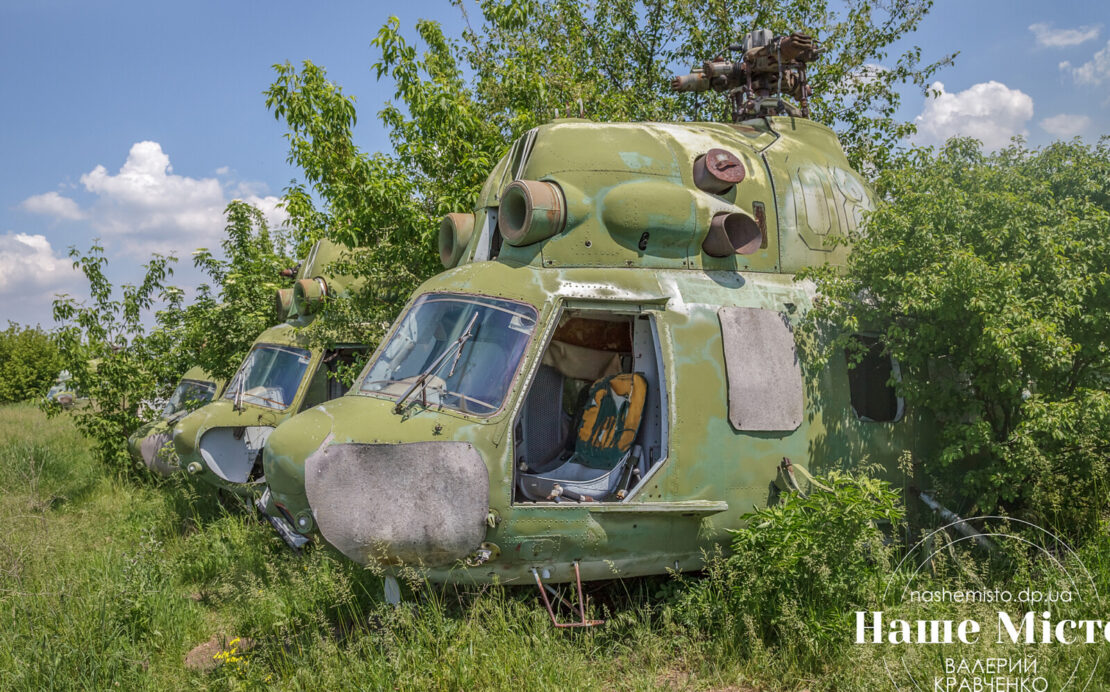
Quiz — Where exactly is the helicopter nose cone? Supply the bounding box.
[172,408,205,462]
[138,427,178,476]
[305,441,489,567]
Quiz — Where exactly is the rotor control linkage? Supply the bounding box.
[671,28,821,121]
[531,562,604,628]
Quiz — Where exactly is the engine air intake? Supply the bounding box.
[693,149,746,194]
[499,180,566,247]
[439,212,475,268]
[274,288,294,322]
[293,277,328,315]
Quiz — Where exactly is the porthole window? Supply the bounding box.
[845,335,903,422]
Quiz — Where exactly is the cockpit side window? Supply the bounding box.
[162,379,217,417]
[474,129,537,263]
[302,347,367,411]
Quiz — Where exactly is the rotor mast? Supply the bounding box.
[671,29,821,121]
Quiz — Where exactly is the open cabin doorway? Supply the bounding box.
[512,305,667,503]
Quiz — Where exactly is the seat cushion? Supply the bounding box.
[518,459,627,500]
[574,373,647,470]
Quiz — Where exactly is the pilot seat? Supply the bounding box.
[518,372,647,501]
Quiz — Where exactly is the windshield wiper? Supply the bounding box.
[393,312,479,414]
[232,374,244,411]
[232,363,252,412]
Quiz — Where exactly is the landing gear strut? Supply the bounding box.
[531,562,604,628]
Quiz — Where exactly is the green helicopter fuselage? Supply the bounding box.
[128,366,223,476]
[172,240,367,498]
[260,116,934,584]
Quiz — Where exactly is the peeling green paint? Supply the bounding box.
[170,241,368,497]
[259,117,930,584]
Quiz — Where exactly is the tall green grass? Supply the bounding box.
[0,406,726,690]
[2,403,1108,690]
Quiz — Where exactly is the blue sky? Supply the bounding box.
[1,0,1107,326]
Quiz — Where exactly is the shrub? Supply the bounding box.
[0,324,62,404]
[676,472,902,665]
[48,203,299,473]
[805,139,1110,535]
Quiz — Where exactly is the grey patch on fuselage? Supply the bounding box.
[718,307,803,431]
[306,441,488,567]
[199,426,273,483]
[141,431,177,476]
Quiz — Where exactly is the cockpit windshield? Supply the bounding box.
[163,379,217,417]
[224,344,312,411]
[360,293,537,416]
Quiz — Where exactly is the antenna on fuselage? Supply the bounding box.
[670,29,822,121]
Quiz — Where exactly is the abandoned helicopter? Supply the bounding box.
[171,240,367,510]
[45,370,79,408]
[128,366,224,476]
[257,29,931,617]
[46,362,99,410]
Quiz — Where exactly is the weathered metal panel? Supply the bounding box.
[717,306,803,431]
[198,426,273,484]
[306,441,489,567]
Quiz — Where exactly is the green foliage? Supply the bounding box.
[440,0,952,172]
[263,0,949,351]
[265,62,433,351]
[804,138,1110,533]
[177,201,298,381]
[0,404,207,689]
[49,242,185,473]
[48,202,299,472]
[0,324,62,404]
[676,472,902,665]
[5,406,1110,690]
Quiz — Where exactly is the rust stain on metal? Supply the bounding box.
[552,317,633,352]
[704,212,763,256]
[693,148,746,193]
[532,563,605,628]
[753,201,768,249]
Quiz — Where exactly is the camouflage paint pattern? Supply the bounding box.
[262,117,931,584]
[172,240,365,497]
[127,366,223,475]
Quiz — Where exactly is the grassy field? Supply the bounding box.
[0,404,748,690]
[1,403,1107,690]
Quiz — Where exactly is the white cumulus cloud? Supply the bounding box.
[32,141,289,259]
[8,142,289,324]
[0,232,74,292]
[1060,40,1110,85]
[0,232,80,325]
[78,141,287,257]
[914,81,1034,151]
[238,194,286,229]
[1040,113,1093,139]
[19,191,85,221]
[1029,22,1101,48]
